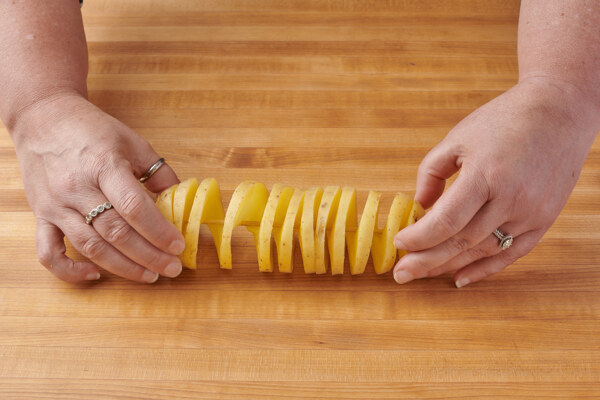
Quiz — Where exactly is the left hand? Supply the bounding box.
[392,78,599,287]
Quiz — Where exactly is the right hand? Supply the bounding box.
[11,93,185,283]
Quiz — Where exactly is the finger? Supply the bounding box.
[143,160,179,193]
[127,138,178,193]
[98,164,185,256]
[394,166,489,252]
[453,230,542,288]
[79,193,183,278]
[424,233,501,278]
[414,139,461,209]
[393,201,511,284]
[58,210,161,284]
[36,218,100,283]
[134,150,179,193]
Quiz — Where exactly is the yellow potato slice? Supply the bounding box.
[315,186,341,275]
[347,190,381,275]
[173,178,199,234]
[371,193,412,274]
[407,200,425,225]
[158,177,420,277]
[397,199,426,260]
[275,189,304,273]
[219,181,269,269]
[156,183,178,224]
[181,178,224,269]
[258,184,294,272]
[327,187,356,275]
[298,187,323,274]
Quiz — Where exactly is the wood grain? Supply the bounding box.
[1,380,598,400]
[1,0,599,399]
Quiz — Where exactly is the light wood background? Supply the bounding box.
[1,0,600,398]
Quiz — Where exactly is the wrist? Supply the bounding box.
[9,91,90,147]
[516,75,600,134]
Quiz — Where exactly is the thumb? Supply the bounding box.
[415,139,461,209]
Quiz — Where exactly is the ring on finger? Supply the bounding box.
[139,157,165,183]
[85,202,113,225]
[493,228,513,250]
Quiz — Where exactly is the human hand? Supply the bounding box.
[393,78,600,288]
[11,93,185,283]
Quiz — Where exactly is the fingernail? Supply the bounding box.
[394,270,414,284]
[85,272,100,281]
[455,277,470,288]
[143,269,159,284]
[164,261,183,278]
[169,239,185,255]
[394,237,407,251]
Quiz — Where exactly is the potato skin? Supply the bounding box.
[157,179,422,274]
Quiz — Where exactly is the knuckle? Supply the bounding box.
[80,235,106,260]
[104,218,133,244]
[50,171,85,199]
[433,212,459,238]
[37,246,53,268]
[35,202,57,219]
[426,266,444,278]
[445,235,470,253]
[54,260,81,283]
[407,258,429,277]
[417,160,433,177]
[118,191,145,220]
[473,180,490,205]
[92,150,129,185]
[147,251,166,270]
[60,171,81,192]
[95,159,113,185]
[468,166,490,201]
[395,232,416,250]
[466,245,493,261]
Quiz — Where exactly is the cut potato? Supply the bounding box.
[407,200,425,226]
[398,199,426,260]
[158,178,424,276]
[298,187,323,274]
[328,187,356,275]
[173,178,199,234]
[315,186,341,275]
[156,184,178,224]
[347,190,381,275]
[371,193,412,274]
[181,178,224,269]
[275,189,304,273]
[220,181,269,269]
[258,184,294,272]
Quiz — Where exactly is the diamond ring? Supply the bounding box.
[85,202,112,225]
[493,229,513,250]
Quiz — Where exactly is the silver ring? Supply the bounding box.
[85,202,112,225]
[139,158,165,183]
[493,229,513,250]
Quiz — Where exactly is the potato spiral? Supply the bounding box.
[156,178,424,275]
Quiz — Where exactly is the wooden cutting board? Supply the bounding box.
[1,0,599,398]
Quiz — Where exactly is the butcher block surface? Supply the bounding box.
[1,0,599,398]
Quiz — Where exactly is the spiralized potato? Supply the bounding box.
[158,178,424,275]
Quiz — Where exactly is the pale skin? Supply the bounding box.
[0,0,185,283]
[1,1,599,286]
[393,0,600,287]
